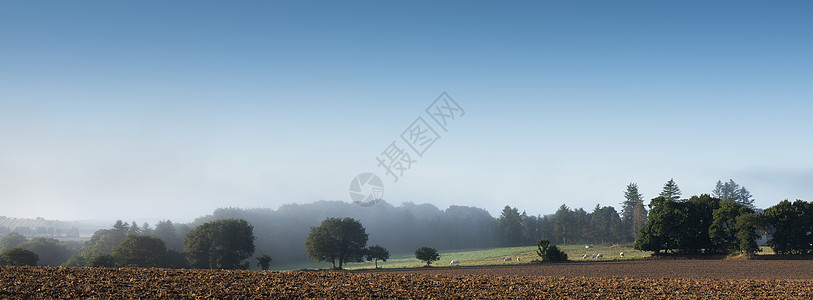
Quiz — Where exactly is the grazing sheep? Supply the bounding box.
[620,252,625,258]
[592,254,597,259]
[516,257,521,262]
[582,254,589,259]
[450,260,460,266]
[597,253,604,259]
[504,257,512,262]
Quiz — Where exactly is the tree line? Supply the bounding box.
[635,179,813,256]
[2,177,811,268]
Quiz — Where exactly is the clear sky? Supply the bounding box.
[1,1,811,222]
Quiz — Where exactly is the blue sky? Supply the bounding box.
[1,1,811,221]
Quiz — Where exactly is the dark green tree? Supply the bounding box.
[162,250,190,269]
[735,211,760,255]
[0,247,39,266]
[520,212,539,245]
[497,206,523,246]
[590,205,624,243]
[536,239,568,262]
[112,234,167,267]
[553,204,572,245]
[184,219,256,269]
[304,217,368,269]
[763,200,813,255]
[87,253,116,267]
[709,200,744,253]
[365,245,390,268]
[635,196,689,254]
[683,195,720,253]
[414,246,440,266]
[256,253,272,270]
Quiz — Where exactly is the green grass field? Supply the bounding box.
[273,244,653,271]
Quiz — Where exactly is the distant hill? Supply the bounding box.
[0,216,103,240]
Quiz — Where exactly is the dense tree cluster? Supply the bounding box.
[762,200,813,255]
[634,194,759,255]
[0,247,39,266]
[497,204,633,247]
[193,201,498,264]
[60,219,253,269]
[183,219,256,269]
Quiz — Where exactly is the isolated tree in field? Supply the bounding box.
[0,232,27,252]
[659,179,682,201]
[184,219,256,269]
[0,247,39,266]
[112,234,167,267]
[304,217,369,269]
[536,239,567,262]
[365,245,390,268]
[256,253,272,270]
[414,246,440,266]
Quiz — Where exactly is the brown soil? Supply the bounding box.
[358,259,813,280]
[2,260,813,299]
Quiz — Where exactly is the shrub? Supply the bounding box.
[536,239,568,262]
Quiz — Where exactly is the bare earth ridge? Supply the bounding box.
[2,260,813,299]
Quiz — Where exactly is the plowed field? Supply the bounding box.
[2,260,813,299]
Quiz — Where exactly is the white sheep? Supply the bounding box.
[619,252,625,258]
[516,257,521,262]
[596,253,604,259]
[582,254,589,259]
[450,260,460,266]
[592,253,597,259]
[504,257,512,262]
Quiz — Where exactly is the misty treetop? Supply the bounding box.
[659,179,682,201]
[713,179,755,209]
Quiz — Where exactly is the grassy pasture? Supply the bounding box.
[275,244,652,270]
